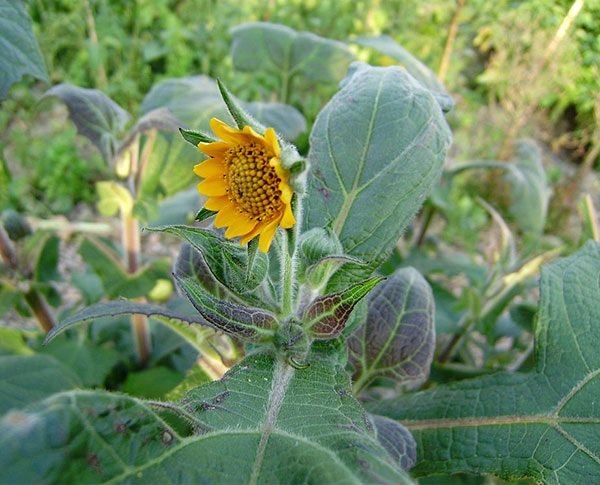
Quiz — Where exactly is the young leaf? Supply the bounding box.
[370,242,600,483]
[0,0,48,98]
[45,300,213,343]
[179,127,215,146]
[174,273,277,342]
[0,355,412,483]
[230,22,355,85]
[303,276,384,339]
[348,267,435,390]
[352,35,454,112]
[152,225,268,295]
[0,355,80,415]
[305,63,452,275]
[43,83,130,162]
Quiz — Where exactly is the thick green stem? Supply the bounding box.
[280,198,301,316]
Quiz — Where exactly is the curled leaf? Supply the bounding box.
[304,276,384,339]
[174,273,277,342]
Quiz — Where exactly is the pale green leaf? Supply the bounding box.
[370,242,600,483]
[231,22,355,85]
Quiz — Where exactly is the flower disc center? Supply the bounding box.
[226,142,282,220]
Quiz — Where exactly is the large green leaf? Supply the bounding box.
[0,353,412,483]
[231,22,355,85]
[349,267,435,390]
[370,241,600,482]
[352,35,454,112]
[43,84,130,162]
[0,355,80,415]
[0,0,48,98]
[305,63,452,273]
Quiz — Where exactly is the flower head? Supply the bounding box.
[194,118,295,252]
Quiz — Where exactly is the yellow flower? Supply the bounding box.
[194,118,296,253]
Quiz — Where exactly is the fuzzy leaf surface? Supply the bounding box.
[154,225,268,295]
[0,0,48,98]
[0,354,412,483]
[348,267,435,388]
[304,276,384,339]
[43,83,130,162]
[353,35,454,112]
[305,63,451,274]
[370,242,600,483]
[46,300,212,343]
[231,22,355,85]
[174,273,277,342]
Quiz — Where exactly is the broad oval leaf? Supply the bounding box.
[0,354,412,483]
[370,242,600,483]
[231,22,355,85]
[0,0,48,98]
[348,267,435,390]
[305,63,452,272]
[352,35,454,112]
[43,83,130,162]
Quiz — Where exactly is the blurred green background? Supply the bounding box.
[1,0,599,222]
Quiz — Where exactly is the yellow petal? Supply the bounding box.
[197,178,228,197]
[239,223,262,246]
[258,218,280,253]
[279,184,293,205]
[204,196,230,211]
[214,204,238,228]
[194,158,226,178]
[225,215,257,238]
[199,141,230,158]
[280,204,295,229]
[210,118,247,145]
[242,125,263,140]
[264,128,281,157]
